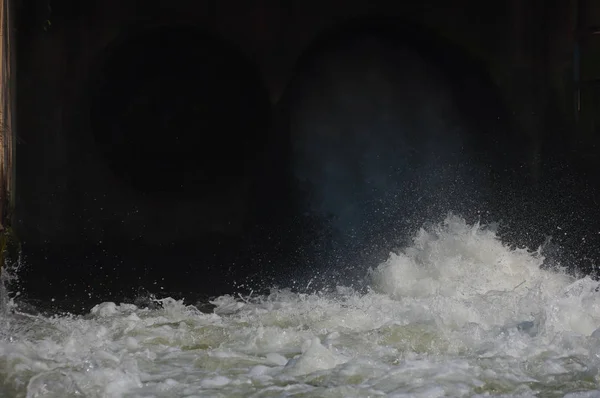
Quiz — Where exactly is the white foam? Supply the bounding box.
[1,214,599,397]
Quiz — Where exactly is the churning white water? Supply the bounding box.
[1,214,600,397]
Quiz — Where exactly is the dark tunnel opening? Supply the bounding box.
[89,25,271,198]
[288,17,526,160]
[13,25,277,312]
[270,17,539,290]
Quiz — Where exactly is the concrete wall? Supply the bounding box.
[12,0,600,309]
[13,0,582,249]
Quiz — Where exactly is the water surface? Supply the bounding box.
[1,215,600,397]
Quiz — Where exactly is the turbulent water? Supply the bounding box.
[1,214,600,397]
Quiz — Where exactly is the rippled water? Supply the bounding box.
[2,214,600,397]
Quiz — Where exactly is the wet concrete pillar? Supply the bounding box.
[0,0,15,233]
[0,0,17,285]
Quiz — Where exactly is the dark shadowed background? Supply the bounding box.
[9,0,600,312]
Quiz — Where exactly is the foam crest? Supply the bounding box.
[371,214,570,299]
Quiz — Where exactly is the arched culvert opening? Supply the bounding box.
[276,17,533,288]
[288,17,524,163]
[89,25,271,198]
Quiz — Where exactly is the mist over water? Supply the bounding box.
[291,39,466,227]
[284,35,527,288]
[2,215,600,397]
